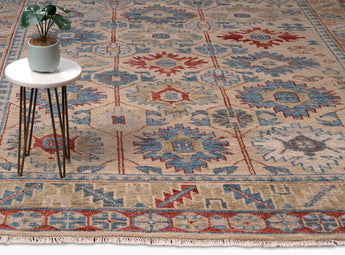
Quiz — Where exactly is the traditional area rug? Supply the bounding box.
[1,0,345,247]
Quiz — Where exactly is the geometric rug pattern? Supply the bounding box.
[1,0,345,246]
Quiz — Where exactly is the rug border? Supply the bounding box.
[2,0,345,249]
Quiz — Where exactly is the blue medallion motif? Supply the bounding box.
[122,5,197,24]
[94,69,138,87]
[224,51,320,77]
[134,124,230,173]
[50,28,107,46]
[237,79,339,119]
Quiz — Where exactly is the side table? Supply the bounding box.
[5,58,82,178]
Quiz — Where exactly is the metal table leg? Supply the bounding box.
[18,87,37,176]
[17,86,69,178]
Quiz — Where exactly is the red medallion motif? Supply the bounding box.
[151,85,191,104]
[218,27,304,49]
[124,51,207,76]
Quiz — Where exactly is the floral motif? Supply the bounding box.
[224,51,320,77]
[66,84,107,108]
[94,43,132,57]
[122,5,196,24]
[91,212,129,230]
[124,52,207,77]
[6,125,104,173]
[119,26,202,49]
[132,213,171,231]
[218,27,304,49]
[303,213,339,232]
[99,20,127,30]
[194,43,228,56]
[206,4,277,25]
[267,213,302,232]
[251,123,345,173]
[200,69,241,87]
[48,212,87,230]
[94,69,138,87]
[18,84,106,116]
[134,124,230,173]
[173,213,208,231]
[6,211,44,229]
[126,80,218,118]
[50,28,106,46]
[212,108,253,129]
[237,79,340,119]
[229,213,266,232]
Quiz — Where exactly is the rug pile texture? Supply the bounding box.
[1,0,345,247]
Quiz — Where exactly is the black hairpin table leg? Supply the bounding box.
[17,86,69,178]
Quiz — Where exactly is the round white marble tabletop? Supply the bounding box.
[5,58,82,88]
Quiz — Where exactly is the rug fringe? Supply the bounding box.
[0,235,345,247]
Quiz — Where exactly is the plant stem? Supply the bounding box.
[47,18,54,38]
[36,25,42,39]
[44,19,47,41]
[47,18,54,31]
[37,23,45,41]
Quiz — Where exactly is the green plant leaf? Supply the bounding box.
[45,5,56,15]
[26,4,41,12]
[52,14,71,30]
[20,5,45,27]
[57,6,70,13]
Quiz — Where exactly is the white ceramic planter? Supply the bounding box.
[27,39,60,73]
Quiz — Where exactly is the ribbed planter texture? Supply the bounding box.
[27,38,60,72]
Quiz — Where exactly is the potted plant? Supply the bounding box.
[21,4,71,72]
